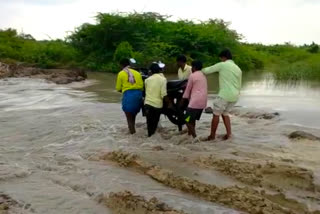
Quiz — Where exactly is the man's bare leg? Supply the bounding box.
[186,121,196,138]
[222,114,232,140]
[208,114,220,140]
[125,112,136,134]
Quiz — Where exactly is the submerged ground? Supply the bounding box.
[0,74,320,214]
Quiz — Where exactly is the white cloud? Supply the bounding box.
[0,0,319,44]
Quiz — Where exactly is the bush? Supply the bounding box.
[113,41,133,62]
[68,12,258,72]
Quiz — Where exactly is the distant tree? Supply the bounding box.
[307,42,319,53]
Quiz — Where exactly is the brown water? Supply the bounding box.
[85,71,320,128]
[0,73,320,214]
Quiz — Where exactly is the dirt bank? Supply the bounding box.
[89,150,320,214]
[97,191,187,214]
[0,193,33,214]
[0,62,87,84]
[195,155,318,192]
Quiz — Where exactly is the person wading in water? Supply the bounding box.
[116,58,144,134]
[202,49,242,141]
[144,62,168,137]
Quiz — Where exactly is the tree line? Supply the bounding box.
[0,12,319,80]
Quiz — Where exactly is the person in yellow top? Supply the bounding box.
[116,58,144,134]
[177,55,192,80]
[144,62,167,137]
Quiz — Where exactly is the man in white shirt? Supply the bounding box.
[177,55,192,80]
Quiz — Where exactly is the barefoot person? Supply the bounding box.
[116,58,144,134]
[182,60,208,141]
[177,55,192,80]
[144,62,167,137]
[202,49,242,140]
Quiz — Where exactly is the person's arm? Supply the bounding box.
[183,75,193,100]
[160,78,167,98]
[115,72,123,92]
[178,68,182,80]
[202,62,222,75]
[136,73,144,90]
[144,78,148,91]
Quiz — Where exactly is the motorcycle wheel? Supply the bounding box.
[166,110,185,126]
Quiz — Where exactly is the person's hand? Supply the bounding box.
[167,102,174,110]
[179,98,187,108]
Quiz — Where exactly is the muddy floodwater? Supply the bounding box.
[1,71,320,214]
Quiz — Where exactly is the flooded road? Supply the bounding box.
[0,73,320,213]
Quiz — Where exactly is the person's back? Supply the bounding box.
[217,60,242,102]
[116,68,144,93]
[145,73,167,108]
[144,63,168,137]
[115,58,144,135]
[184,71,208,109]
[182,60,207,141]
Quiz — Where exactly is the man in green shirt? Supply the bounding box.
[202,49,242,140]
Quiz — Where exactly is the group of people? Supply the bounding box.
[116,49,242,141]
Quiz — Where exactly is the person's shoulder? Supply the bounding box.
[186,64,192,70]
[197,70,206,76]
[158,74,167,81]
[228,60,242,71]
[130,68,141,75]
[118,70,126,77]
[194,71,206,78]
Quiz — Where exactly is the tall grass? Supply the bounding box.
[272,53,320,81]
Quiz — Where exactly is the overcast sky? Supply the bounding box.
[0,0,319,45]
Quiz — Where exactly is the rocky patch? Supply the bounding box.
[98,191,187,214]
[0,62,87,84]
[90,150,318,214]
[195,155,318,192]
[288,131,320,141]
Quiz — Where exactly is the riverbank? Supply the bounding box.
[0,62,87,84]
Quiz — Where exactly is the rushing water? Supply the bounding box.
[0,72,320,213]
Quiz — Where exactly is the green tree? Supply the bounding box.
[113,41,133,62]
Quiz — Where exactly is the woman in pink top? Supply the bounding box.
[182,60,208,140]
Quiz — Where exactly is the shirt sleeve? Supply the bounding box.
[178,68,182,80]
[183,75,193,99]
[144,78,148,89]
[160,78,167,98]
[115,72,123,92]
[202,62,222,75]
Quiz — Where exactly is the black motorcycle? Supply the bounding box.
[139,68,188,131]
